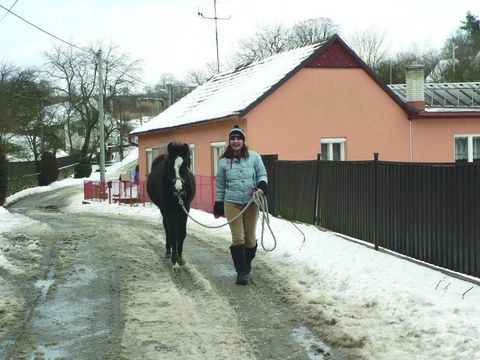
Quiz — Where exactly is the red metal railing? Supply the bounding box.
[191,175,217,213]
[83,174,216,213]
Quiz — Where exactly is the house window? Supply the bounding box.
[211,141,226,176]
[455,135,480,163]
[147,143,195,174]
[146,143,169,174]
[321,138,346,161]
[188,144,195,174]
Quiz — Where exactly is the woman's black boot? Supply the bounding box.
[230,245,248,285]
[245,242,258,274]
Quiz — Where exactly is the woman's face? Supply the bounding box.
[229,136,244,152]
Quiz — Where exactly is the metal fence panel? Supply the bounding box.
[7,161,38,178]
[274,160,318,224]
[261,155,278,216]
[316,160,480,278]
[8,156,78,179]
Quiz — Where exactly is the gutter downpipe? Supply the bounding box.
[128,135,138,147]
[410,120,413,162]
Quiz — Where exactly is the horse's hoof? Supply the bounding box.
[172,264,181,273]
[165,253,171,259]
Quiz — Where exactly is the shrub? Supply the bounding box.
[0,146,8,206]
[38,152,59,186]
[74,157,92,178]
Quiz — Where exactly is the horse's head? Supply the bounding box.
[167,142,191,197]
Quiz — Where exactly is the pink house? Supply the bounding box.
[129,35,480,181]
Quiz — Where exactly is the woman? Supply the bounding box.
[214,125,268,285]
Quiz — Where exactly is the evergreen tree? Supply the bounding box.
[440,12,480,82]
[38,151,59,186]
[460,11,480,48]
[74,157,92,178]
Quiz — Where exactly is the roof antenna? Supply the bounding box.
[198,0,231,73]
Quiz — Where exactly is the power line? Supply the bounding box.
[0,4,91,54]
[0,5,157,89]
[0,0,19,24]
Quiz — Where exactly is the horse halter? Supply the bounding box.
[172,176,186,197]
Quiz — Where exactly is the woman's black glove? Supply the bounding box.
[257,181,268,196]
[213,201,225,217]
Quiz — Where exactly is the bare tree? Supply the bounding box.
[43,41,142,158]
[230,22,293,67]
[229,17,339,69]
[185,61,217,86]
[151,73,195,107]
[0,62,51,160]
[185,68,211,86]
[347,27,389,72]
[291,17,340,47]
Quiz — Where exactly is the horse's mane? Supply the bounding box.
[167,142,191,169]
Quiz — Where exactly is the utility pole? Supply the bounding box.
[97,50,106,183]
[40,98,45,156]
[198,0,231,73]
[452,42,459,77]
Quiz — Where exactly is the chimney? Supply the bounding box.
[405,62,425,110]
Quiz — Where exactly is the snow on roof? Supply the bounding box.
[131,43,323,135]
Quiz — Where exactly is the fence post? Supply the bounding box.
[374,152,379,251]
[314,153,322,226]
[107,181,112,204]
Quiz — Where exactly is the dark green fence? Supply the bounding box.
[268,155,480,278]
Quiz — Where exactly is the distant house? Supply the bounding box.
[129,34,480,181]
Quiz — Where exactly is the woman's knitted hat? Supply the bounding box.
[229,125,245,141]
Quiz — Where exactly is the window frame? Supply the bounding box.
[145,143,169,174]
[455,134,480,163]
[321,137,346,161]
[146,142,195,174]
[211,141,226,176]
[188,144,195,174]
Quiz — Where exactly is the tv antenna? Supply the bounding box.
[198,0,231,73]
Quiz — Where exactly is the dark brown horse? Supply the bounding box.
[146,142,196,272]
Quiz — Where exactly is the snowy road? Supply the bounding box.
[1,185,354,359]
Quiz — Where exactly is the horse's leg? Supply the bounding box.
[177,212,188,266]
[168,215,181,273]
[162,212,172,258]
[171,236,181,273]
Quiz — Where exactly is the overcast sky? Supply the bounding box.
[0,0,477,86]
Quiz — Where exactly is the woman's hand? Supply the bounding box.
[256,181,268,196]
[213,201,225,218]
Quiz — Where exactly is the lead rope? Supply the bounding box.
[252,191,277,252]
[177,192,277,252]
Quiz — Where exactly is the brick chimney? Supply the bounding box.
[405,62,425,110]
